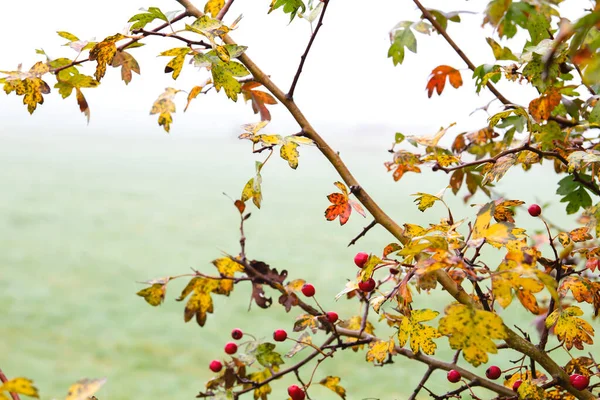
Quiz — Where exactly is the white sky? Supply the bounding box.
[0,0,591,142]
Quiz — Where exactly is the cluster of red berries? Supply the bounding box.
[354,252,376,292]
[447,366,590,392]
[208,328,245,373]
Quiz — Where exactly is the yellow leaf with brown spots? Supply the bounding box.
[545,306,594,350]
[397,309,441,355]
[493,199,524,223]
[438,303,507,367]
[492,260,544,314]
[111,50,140,84]
[215,45,230,62]
[89,34,124,81]
[176,277,221,326]
[559,276,598,304]
[245,368,277,400]
[0,378,39,398]
[319,376,347,399]
[412,192,441,212]
[529,88,561,122]
[160,47,190,80]
[137,282,167,306]
[65,378,106,400]
[366,338,395,364]
[204,0,225,17]
[516,380,546,400]
[482,154,517,185]
[564,356,594,377]
[569,227,593,242]
[293,313,319,333]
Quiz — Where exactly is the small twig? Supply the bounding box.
[216,0,235,20]
[409,367,435,400]
[287,0,331,99]
[452,350,461,364]
[53,12,189,74]
[347,220,378,246]
[131,29,211,48]
[0,368,21,400]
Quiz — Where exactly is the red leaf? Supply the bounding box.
[426,65,462,98]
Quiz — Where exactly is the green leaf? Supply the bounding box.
[561,186,592,214]
[388,28,417,66]
[557,175,580,196]
[254,343,285,368]
[486,38,518,61]
[472,64,501,93]
[269,0,306,22]
[526,13,550,46]
[57,31,79,43]
[129,7,168,31]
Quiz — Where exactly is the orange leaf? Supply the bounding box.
[528,88,561,122]
[324,181,364,225]
[242,81,278,121]
[426,65,462,98]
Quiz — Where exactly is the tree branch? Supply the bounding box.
[216,0,235,21]
[408,367,435,400]
[131,29,211,48]
[173,1,596,398]
[287,0,331,100]
[0,368,21,400]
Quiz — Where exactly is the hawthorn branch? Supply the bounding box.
[347,220,377,246]
[0,368,21,400]
[287,0,331,100]
[408,366,435,400]
[174,1,596,398]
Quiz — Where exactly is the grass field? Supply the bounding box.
[1,130,598,400]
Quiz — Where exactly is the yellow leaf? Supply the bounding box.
[517,380,546,400]
[545,306,595,350]
[492,260,544,314]
[204,0,225,17]
[65,378,106,400]
[293,313,319,333]
[0,393,9,400]
[564,356,594,377]
[340,316,374,351]
[280,139,300,169]
[245,368,276,400]
[403,223,427,238]
[136,283,167,306]
[471,202,494,241]
[212,257,244,295]
[89,34,124,81]
[412,192,441,212]
[176,277,221,326]
[319,376,347,399]
[569,227,593,242]
[241,176,262,208]
[559,276,598,304]
[160,47,190,80]
[397,309,441,355]
[366,338,395,364]
[0,378,39,398]
[438,303,507,367]
[493,200,524,223]
[215,45,230,62]
[184,85,203,112]
[150,87,179,132]
[471,202,515,247]
[482,154,517,185]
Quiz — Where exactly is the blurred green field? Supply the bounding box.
[1,131,598,400]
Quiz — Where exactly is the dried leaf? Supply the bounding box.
[65,378,106,400]
[150,87,179,132]
[319,376,346,399]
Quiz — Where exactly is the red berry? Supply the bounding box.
[528,204,542,217]
[358,278,376,293]
[354,252,369,268]
[301,283,315,297]
[326,311,338,323]
[224,342,238,355]
[447,369,461,383]
[209,360,222,373]
[273,329,287,342]
[513,380,522,391]
[486,365,501,380]
[570,374,590,391]
[231,328,243,340]
[287,384,305,400]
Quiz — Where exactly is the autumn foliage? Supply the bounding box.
[3,0,600,399]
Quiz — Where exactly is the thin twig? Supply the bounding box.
[347,220,378,246]
[408,367,435,400]
[216,0,235,20]
[287,0,331,99]
[131,29,211,48]
[0,368,21,400]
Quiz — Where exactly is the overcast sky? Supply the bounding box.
[0,0,591,142]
